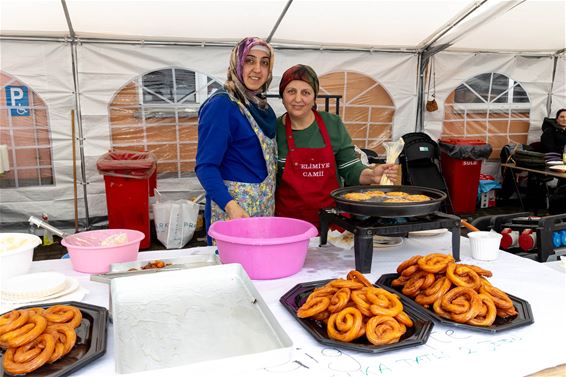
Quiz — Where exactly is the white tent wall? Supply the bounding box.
[0,40,81,224]
[77,44,418,219]
[77,43,231,219]
[424,51,557,177]
[551,55,566,117]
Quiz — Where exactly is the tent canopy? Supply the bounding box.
[1,0,564,54]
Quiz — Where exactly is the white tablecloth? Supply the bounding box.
[2,233,565,377]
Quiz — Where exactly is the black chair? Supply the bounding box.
[399,132,454,213]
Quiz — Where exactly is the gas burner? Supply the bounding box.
[319,208,461,273]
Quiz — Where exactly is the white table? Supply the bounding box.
[2,233,565,377]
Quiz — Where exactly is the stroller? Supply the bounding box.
[399,132,454,213]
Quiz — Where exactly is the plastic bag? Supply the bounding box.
[152,199,199,249]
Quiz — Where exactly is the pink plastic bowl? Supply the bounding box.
[208,217,318,280]
[61,229,145,273]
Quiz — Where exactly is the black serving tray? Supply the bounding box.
[1,301,108,377]
[280,279,433,353]
[376,273,534,334]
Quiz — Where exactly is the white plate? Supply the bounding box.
[546,160,564,166]
[1,277,80,304]
[408,228,449,237]
[1,272,67,300]
[373,236,403,248]
[549,164,566,173]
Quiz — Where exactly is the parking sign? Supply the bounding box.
[5,86,30,116]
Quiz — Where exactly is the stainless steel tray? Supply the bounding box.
[111,264,292,374]
[90,253,220,283]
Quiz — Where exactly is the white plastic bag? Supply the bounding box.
[152,199,199,249]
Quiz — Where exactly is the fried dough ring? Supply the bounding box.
[415,276,452,306]
[297,297,330,318]
[327,307,363,342]
[396,255,422,274]
[405,194,431,202]
[44,305,83,328]
[461,264,493,278]
[0,310,30,338]
[350,288,373,317]
[23,307,45,317]
[468,293,497,327]
[346,270,373,287]
[45,324,77,363]
[306,286,338,302]
[446,263,481,290]
[365,316,406,346]
[328,288,351,313]
[0,315,47,349]
[417,253,454,273]
[328,279,364,290]
[402,271,435,297]
[400,264,420,277]
[441,287,482,324]
[479,285,514,310]
[3,333,56,375]
[394,311,414,327]
[366,288,403,317]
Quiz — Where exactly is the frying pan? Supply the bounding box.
[330,185,446,217]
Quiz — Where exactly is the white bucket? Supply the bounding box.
[468,231,503,261]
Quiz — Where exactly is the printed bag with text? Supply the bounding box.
[152,199,199,249]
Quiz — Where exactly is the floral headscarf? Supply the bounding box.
[278,64,319,98]
[225,37,274,109]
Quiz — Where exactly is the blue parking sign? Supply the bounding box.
[5,86,30,116]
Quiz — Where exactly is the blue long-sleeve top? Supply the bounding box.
[195,92,271,216]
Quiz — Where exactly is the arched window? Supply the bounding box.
[0,71,54,188]
[318,71,395,155]
[108,68,222,178]
[442,72,530,159]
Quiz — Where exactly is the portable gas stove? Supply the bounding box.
[319,208,461,273]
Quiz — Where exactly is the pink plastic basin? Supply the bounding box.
[61,229,145,273]
[208,217,318,280]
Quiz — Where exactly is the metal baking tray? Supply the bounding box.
[377,273,534,333]
[90,253,221,283]
[111,264,292,374]
[280,279,434,353]
[0,301,108,377]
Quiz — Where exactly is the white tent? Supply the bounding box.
[1,0,565,228]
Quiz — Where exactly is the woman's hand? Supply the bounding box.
[224,200,250,219]
[359,163,400,185]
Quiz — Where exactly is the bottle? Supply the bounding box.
[563,145,566,164]
[500,228,519,249]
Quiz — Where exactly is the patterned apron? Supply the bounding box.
[210,94,277,223]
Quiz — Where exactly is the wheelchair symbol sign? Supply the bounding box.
[5,86,30,116]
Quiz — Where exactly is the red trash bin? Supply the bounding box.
[96,150,157,249]
[439,139,490,214]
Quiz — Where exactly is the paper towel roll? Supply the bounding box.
[0,144,10,172]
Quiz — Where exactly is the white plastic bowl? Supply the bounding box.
[0,233,42,281]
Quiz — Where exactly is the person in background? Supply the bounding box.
[541,108,566,154]
[196,37,276,235]
[275,64,398,229]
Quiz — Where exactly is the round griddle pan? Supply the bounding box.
[330,185,446,217]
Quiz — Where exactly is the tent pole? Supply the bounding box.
[415,52,425,132]
[70,41,91,229]
[267,0,293,43]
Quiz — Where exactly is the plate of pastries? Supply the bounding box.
[376,253,534,333]
[0,302,107,376]
[280,270,434,353]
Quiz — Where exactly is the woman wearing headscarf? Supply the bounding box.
[275,64,398,228]
[541,108,566,154]
[196,37,276,233]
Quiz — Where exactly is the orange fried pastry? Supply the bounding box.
[386,191,409,197]
[343,192,371,201]
[365,190,385,197]
[43,305,83,328]
[365,316,406,346]
[327,307,364,342]
[3,333,56,375]
[405,194,431,202]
